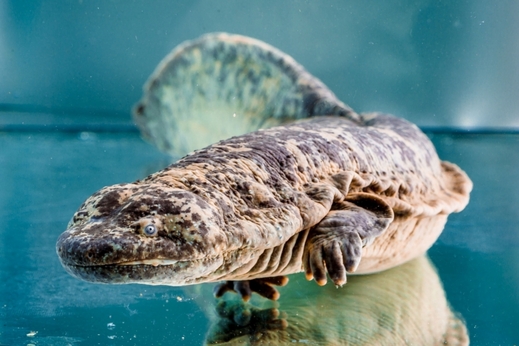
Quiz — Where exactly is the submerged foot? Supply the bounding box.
[213,276,289,301]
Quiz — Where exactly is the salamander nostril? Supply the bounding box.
[135,104,145,116]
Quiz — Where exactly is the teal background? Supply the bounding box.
[1,1,519,345]
[1,0,518,127]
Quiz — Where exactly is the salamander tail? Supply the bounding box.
[133,32,358,156]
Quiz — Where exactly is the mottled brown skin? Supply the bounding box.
[57,114,471,300]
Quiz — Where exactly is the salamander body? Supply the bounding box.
[56,33,471,300]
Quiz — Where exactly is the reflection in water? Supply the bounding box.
[193,256,468,345]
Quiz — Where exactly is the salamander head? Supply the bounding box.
[56,183,228,286]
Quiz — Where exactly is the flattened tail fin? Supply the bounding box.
[133,32,358,156]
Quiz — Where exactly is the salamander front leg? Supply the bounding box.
[213,276,289,301]
[304,193,394,286]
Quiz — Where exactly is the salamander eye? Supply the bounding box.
[143,224,157,236]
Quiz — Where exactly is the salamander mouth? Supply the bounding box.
[66,258,185,268]
[118,259,181,266]
[61,256,223,286]
[62,262,186,285]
